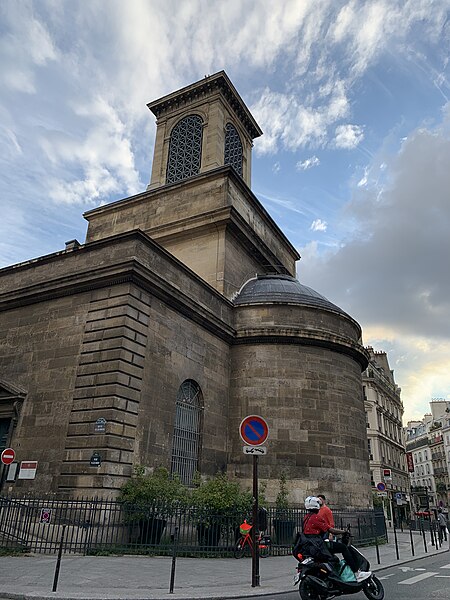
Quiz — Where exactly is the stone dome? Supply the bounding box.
[234,274,348,316]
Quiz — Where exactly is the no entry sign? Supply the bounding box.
[1,448,15,465]
[239,415,269,446]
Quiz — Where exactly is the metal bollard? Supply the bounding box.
[169,526,179,594]
[422,520,428,553]
[409,525,415,557]
[393,523,399,560]
[52,525,66,592]
[370,518,380,564]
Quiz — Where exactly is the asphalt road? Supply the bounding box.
[245,551,450,600]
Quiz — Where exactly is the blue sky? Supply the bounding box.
[1,0,450,421]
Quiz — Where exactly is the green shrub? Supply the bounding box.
[119,466,188,520]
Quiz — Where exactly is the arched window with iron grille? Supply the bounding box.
[224,123,243,176]
[166,115,203,184]
[170,379,203,485]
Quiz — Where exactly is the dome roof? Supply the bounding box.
[233,274,348,315]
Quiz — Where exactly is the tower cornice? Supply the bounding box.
[147,71,263,140]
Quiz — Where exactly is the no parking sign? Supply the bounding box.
[39,508,52,524]
[239,415,269,446]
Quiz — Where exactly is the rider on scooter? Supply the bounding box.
[298,496,372,583]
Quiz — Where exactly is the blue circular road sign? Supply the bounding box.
[239,415,269,446]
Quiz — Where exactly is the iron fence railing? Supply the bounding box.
[0,495,386,556]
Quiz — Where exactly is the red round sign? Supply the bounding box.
[1,448,15,465]
[239,415,269,446]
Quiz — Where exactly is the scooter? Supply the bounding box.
[293,532,384,600]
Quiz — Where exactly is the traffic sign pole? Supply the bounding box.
[240,415,268,588]
[251,454,260,588]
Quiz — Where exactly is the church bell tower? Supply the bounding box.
[84,71,299,298]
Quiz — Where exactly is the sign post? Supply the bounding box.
[239,415,269,588]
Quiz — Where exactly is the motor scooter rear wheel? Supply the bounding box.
[299,579,327,600]
[362,575,384,600]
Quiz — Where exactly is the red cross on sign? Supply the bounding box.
[1,448,15,465]
[239,415,269,446]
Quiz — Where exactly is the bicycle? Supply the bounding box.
[233,520,271,558]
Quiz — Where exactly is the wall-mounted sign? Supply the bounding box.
[90,452,102,467]
[94,418,107,433]
[5,462,18,482]
[39,508,52,524]
[406,452,414,473]
[18,461,38,479]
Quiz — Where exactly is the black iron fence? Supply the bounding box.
[0,495,386,556]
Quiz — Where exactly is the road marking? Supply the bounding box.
[399,572,438,585]
[378,574,394,580]
[436,575,450,578]
[440,564,450,569]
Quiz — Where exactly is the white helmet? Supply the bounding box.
[305,496,321,510]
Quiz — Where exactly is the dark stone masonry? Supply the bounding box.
[0,72,370,507]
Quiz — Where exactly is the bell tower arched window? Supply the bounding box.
[166,115,203,184]
[224,123,243,176]
[170,379,203,485]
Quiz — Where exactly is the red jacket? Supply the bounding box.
[303,513,329,535]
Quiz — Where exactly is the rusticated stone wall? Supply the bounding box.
[229,303,371,509]
[0,294,89,494]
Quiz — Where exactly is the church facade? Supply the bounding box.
[0,72,371,507]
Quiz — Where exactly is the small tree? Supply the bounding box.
[275,471,290,514]
[191,473,252,546]
[273,471,294,544]
[191,472,252,518]
[119,466,188,520]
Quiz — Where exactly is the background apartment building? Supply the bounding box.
[406,400,450,512]
[363,348,409,525]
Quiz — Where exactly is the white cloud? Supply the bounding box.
[310,219,327,232]
[272,161,281,174]
[252,85,349,154]
[297,156,320,170]
[334,124,364,149]
[298,110,450,419]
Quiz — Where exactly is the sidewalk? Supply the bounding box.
[0,530,448,600]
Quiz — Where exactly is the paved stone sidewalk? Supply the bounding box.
[0,530,447,600]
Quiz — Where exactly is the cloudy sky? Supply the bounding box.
[1,0,449,422]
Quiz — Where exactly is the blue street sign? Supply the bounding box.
[239,415,269,446]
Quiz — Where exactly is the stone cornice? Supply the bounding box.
[0,231,235,343]
[147,71,262,140]
[233,327,369,370]
[83,167,300,263]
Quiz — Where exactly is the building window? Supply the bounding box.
[0,418,11,453]
[166,115,203,184]
[170,379,203,486]
[224,123,243,176]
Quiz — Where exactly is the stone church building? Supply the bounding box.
[0,72,371,507]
